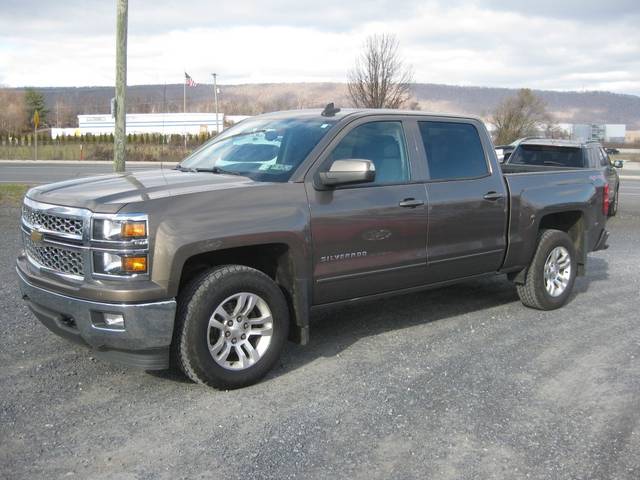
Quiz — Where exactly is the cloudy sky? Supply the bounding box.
[1,0,639,95]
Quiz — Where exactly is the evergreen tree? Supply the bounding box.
[24,88,49,127]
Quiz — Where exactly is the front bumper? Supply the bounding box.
[17,267,176,370]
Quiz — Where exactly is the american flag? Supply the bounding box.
[184,72,197,87]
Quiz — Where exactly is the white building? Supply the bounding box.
[568,124,626,143]
[51,112,224,139]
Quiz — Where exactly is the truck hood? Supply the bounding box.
[27,169,258,213]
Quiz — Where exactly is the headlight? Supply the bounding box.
[93,216,147,241]
[93,252,148,275]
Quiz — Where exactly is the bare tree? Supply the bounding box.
[0,89,28,135]
[491,89,553,145]
[347,34,413,109]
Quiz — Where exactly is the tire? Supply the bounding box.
[608,187,619,217]
[173,265,289,389]
[516,229,577,310]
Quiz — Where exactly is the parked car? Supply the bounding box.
[17,108,611,389]
[605,147,620,155]
[505,138,622,216]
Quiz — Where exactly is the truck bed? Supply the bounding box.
[499,165,606,273]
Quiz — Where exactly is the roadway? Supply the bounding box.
[0,161,176,184]
[1,159,639,183]
[1,160,639,211]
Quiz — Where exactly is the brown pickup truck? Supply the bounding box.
[17,108,610,389]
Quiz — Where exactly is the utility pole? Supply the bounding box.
[211,73,219,133]
[33,110,39,161]
[114,0,128,172]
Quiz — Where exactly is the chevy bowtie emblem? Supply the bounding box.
[31,229,44,243]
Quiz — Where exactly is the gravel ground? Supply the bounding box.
[1,200,639,480]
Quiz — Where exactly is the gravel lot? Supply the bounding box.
[1,192,639,480]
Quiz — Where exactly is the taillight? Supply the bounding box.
[603,183,610,215]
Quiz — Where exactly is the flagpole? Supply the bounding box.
[183,73,186,148]
[211,73,219,133]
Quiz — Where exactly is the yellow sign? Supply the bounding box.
[33,110,40,129]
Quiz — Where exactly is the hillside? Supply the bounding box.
[29,83,640,129]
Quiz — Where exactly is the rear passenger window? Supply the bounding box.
[418,121,488,180]
[509,145,584,167]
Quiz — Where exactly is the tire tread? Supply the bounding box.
[516,229,575,310]
[172,265,283,388]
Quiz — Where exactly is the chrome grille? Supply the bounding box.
[22,203,83,237]
[23,232,84,277]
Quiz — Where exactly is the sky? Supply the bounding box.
[1,0,640,95]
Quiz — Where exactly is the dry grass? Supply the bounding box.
[0,184,30,206]
[0,144,194,162]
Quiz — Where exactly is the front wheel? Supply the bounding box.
[516,229,577,310]
[174,265,289,389]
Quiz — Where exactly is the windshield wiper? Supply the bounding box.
[176,164,244,176]
[174,164,196,172]
[194,167,246,176]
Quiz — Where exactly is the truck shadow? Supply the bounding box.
[573,256,609,294]
[277,257,609,377]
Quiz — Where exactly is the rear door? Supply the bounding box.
[414,119,508,283]
[305,117,428,305]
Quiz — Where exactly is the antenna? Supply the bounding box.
[321,103,340,117]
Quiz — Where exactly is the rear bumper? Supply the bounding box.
[17,267,176,370]
[593,229,610,252]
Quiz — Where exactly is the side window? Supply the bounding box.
[418,121,488,180]
[599,148,610,167]
[327,121,409,185]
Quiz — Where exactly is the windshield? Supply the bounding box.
[180,116,338,182]
[509,145,584,168]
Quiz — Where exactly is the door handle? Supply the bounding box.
[398,198,425,208]
[483,191,504,201]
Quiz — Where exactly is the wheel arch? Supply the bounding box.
[510,209,587,283]
[174,241,311,345]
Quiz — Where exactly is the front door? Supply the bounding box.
[306,119,428,305]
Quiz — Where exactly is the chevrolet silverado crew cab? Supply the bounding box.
[17,107,611,389]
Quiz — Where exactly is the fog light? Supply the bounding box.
[92,312,125,331]
[104,313,125,328]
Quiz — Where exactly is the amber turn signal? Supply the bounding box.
[122,256,147,273]
[120,221,146,238]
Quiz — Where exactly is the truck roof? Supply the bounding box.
[515,137,601,148]
[254,107,484,124]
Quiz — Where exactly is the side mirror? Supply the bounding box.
[317,159,375,188]
[613,159,624,169]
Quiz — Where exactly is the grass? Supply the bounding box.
[0,184,30,207]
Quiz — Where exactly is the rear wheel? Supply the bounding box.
[174,265,289,389]
[516,229,577,310]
